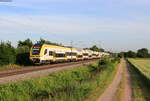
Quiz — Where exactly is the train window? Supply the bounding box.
[66,52,70,56]
[78,55,83,58]
[66,52,77,56]
[32,48,40,55]
[72,52,77,56]
[56,53,65,57]
[44,49,47,55]
[32,44,42,55]
[83,53,88,56]
[65,52,77,56]
[49,51,53,56]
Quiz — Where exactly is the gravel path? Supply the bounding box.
[96,59,132,101]
[0,61,94,84]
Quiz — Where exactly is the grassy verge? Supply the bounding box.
[0,64,21,69]
[84,60,119,101]
[0,58,119,101]
[127,59,150,101]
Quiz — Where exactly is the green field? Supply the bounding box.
[128,58,150,101]
[128,58,150,79]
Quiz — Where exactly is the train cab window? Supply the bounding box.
[32,44,42,55]
[32,49,40,55]
[49,51,53,56]
[44,49,47,55]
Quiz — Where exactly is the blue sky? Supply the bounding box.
[0,0,150,52]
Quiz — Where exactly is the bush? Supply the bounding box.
[0,42,16,65]
[16,46,32,65]
[111,57,120,63]
[98,57,111,66]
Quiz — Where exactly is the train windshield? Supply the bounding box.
[32,44,42,55]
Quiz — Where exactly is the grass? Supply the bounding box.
[127,58,150,101]
[0,64,21,69]
[0,58,119,101]
[84,60,119,101]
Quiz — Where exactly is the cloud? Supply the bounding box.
[0,15,150,37]
[0,0,150,52]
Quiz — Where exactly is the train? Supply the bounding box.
[29,43,109,64]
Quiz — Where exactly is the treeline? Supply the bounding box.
[118,48,150,58]
[0,38,61,66]
[84,45,105,52]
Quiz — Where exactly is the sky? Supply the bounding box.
[0,0,150,52]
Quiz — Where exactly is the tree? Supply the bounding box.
[90,45,99,51]
[137,48,149,58]
[36,38,62,46]
[16,46,31,65]
[84,45,104,52]
[17,38,33,65]
[18,38,33,48]
[118,52,125,58]
[90,45,104,52]
[126,51,137,58]
[0,42,16,65]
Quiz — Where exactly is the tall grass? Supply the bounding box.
[0,64,21,69]
[0,57,119,101]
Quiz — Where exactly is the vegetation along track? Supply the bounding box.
[97,59,132,101]
[0,59,97,84]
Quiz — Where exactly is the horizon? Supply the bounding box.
[1,38,149,53]
[0,0,150,52]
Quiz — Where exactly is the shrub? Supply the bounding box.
[111,57,120,63]
[98,57,111,66]
[0,42,16,65]
[16,46,32,65]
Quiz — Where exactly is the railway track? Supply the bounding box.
[0,59,97,84]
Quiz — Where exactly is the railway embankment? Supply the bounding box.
[0,57,119,101]
[0,60,95,84]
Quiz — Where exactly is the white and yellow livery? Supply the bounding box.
[30,43,109,64]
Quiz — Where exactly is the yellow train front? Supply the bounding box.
[30,44,66,64]
[30,44,80,64]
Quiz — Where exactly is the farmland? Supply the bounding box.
[128,58,150,101]
[128,58,150,80]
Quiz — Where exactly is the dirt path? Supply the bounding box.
[96,59,132,101]
[121,60,132,101]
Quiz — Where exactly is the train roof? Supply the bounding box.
[33,43,78,50]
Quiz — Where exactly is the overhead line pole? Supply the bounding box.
[70,40,73,61]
